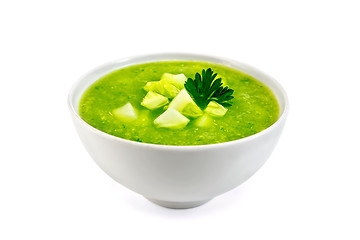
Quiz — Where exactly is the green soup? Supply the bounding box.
[79,61,279,145]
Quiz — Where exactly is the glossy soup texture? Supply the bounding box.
[79,61,279,145]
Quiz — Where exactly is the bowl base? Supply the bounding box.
[145,197,212,209]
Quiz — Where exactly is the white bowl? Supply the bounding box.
[68,53,289,209]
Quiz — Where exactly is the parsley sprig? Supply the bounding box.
[184,68,234,109]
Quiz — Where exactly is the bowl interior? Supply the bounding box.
[69,53,288,127]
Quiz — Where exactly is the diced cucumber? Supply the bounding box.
[168,89,191,110]
[204,101,228,117]
[141,91,169,110]
[162,82,180,98]
[154,108,190,129]
[144,80,179,98]
[113,102,137,121]
[160,73,187,89]
[182,103,203,118]
[194,114,213,127]
[144,81,165,94]
[168,89,203,118]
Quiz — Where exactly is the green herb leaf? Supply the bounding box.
[184,68,234,109]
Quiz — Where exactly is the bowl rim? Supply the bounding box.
[68,52,289,151]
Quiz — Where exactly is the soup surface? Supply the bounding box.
[79,61,279,145]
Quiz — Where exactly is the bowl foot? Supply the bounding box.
[145,197,212,209]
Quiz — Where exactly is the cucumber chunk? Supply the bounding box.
[168,89,191,110]
[168,89,203,118]
[141,91,169,110]
[194,114,213,127]
[160,73,187,89]
[144,80,179,98]
[182,103,203,118]
[162,82,180,98]
[113,102,137,121]
[204,101,228,117]
[154,108,190,129]
[144,81,165,94]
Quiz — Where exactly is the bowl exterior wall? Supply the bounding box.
[71,113,286,202]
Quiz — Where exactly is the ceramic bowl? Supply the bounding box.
[68,53,289,209]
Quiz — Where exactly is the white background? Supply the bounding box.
[1,0,359,239]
